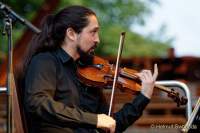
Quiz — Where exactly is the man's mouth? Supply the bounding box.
[89,48,95,53]
[89,44,97,53]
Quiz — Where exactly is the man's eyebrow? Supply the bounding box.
[90,27,99,31]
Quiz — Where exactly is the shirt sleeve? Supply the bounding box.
[113,93,150,132]
[97,91,150,132]
[24,54,97,127]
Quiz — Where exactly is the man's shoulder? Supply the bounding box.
[34,51,57,59]
[31,51,57,65]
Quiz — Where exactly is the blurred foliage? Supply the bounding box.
[0,0,171,61]
[0,0,44,60]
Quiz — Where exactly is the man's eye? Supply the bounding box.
[90,31,97,35]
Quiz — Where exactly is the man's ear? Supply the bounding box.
[65,28,78,41]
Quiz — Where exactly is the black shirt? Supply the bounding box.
[24,48,150,133]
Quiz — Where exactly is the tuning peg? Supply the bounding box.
[180,96,188,105]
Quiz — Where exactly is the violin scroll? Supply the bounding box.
[167,88,188,107]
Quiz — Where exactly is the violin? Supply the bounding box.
[77,55,188,107]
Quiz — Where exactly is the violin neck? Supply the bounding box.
[154,84,172,93]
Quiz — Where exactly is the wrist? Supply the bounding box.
[141,90,152,99]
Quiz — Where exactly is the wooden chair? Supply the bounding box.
[13,83,27,133]
[0,75,28,133]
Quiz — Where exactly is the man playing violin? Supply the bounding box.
[21,5,158,133]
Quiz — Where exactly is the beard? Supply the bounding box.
[77,46,94,66]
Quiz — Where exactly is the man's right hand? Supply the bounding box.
[97,114,116,133]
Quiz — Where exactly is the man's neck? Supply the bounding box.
[61,44,80,61]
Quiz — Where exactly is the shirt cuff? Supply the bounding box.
[81,111,98,126]
[132,93,150,110]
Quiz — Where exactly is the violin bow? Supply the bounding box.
[108,32,126,116]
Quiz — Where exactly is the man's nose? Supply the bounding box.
[94,34,100,44]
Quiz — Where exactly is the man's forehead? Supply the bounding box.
[88,15,99,25]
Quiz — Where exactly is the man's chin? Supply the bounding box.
[77,47,94,65]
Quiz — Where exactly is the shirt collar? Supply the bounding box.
[56,47,73,63]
